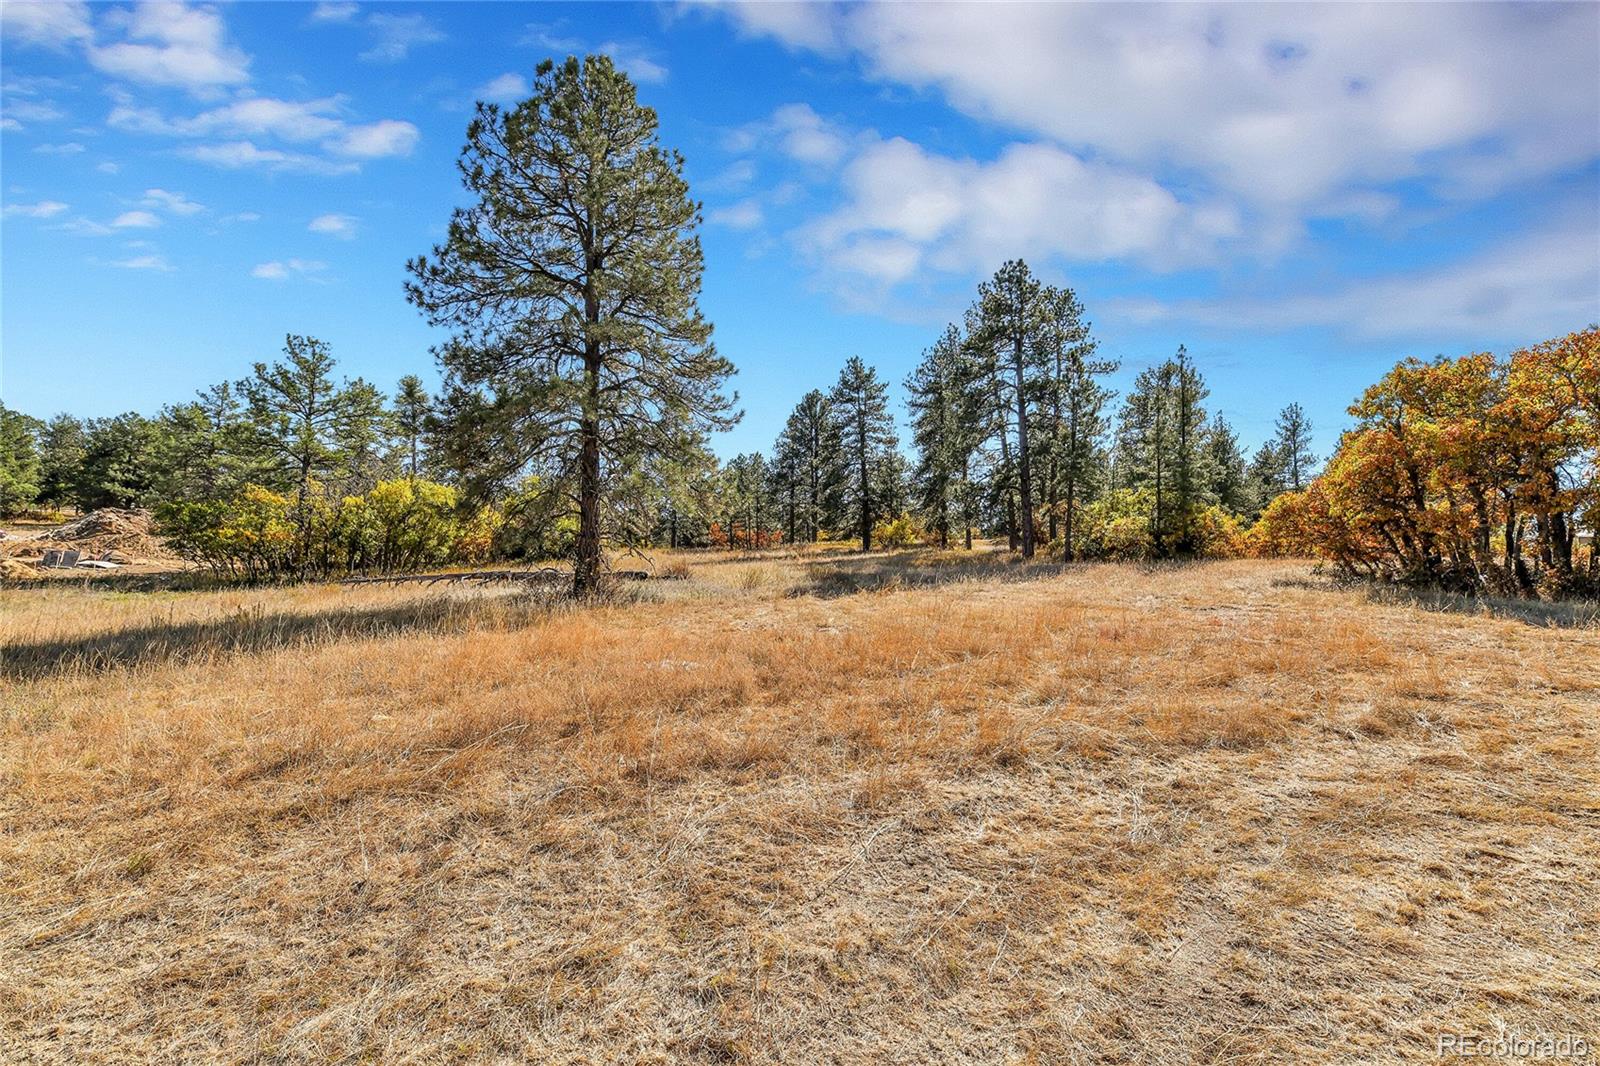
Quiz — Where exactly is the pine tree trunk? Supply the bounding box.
[962,455,974,551]
[1013,336,1034,559]
[574,363,603,595]
[1064,478,1076,563]
[857,415,871,551]
[996,400,1017,550]
[860,455,871,551]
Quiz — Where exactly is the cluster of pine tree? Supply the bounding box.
[662,260,1322,562]
[0,336,496,579]
[1,336,430,517]
[2,289,1324,573]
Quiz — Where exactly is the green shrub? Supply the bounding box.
[872,512,925,548]
[161,477,484,580]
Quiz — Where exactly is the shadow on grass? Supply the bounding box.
[1,568,229,594]
[1272,573,1600,629]
[1,591,565,682]
[789,549,1073,599]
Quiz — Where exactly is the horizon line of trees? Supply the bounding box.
[0,311,1317,558]
[3,320,1593,598]
[698,259,1322,563]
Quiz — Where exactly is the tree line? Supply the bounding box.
[0,299,1321,577]
[691,262,1320,561]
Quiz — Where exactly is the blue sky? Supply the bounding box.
[2,1,1597,460]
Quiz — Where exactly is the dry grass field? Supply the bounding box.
[2,550,1597,1063]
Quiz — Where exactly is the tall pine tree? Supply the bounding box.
[407,55,737,593]
[970,260,1046,558]
[829,356,896,551]
[773,389,845,542]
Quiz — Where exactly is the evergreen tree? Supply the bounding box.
[654,450,718,548]
[407,54,737,594]
[1116,346,1216,556]
[0,404,42,515]
[773,389,845,542]
[971,259,1046,557]
[829,356,896,551]
[153,382,251,505]
[240,334,366,558]
[332,379,394,495]
[1272,402,1319,491]
[1035,286,1115,558]
[1206,416,1251,514]
[36,414,86,510]
[1170,345,1214,552]
[966,320,1020,549]
[1117,362,1171,550]
[1247,440,1289,514]
[723,451,776,546]
[76,413,161,510]
[873,449,912,520]
[394,374,431,479]
[906,325,975,548]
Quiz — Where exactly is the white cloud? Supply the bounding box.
[712,1,840,53]
[1,97,66,125]
[771,103,847,167]
[252,258,327,280]
[515,30,666,84]
[1110,222,1600,343]
[705,159,757,192]
[476,73,530,103]
[110,96,419,168]
[801,133,1241,284]
[107,253,173,271]
[359,12,444,63]
[141,188,204,215]
[180,140,359,176]
[55,216,115,236]
[119,96,343,140]
[518,24,582,52]
[330,118,419,158]
[112,210,161,229]
[0,1,92,49]
[309,2,359,24]
[727,104,850,167]
[88,2,250,94]
[308,212,357,239]
[708,199,764,230]
[32,141,86,154]
[718,3,1600,218]
[2,200,71,219]
[97,161,122,174]
[598,42,668,84]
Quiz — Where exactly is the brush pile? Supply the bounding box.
[0,508,177,570]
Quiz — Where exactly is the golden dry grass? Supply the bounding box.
[2,552,1597,1063]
